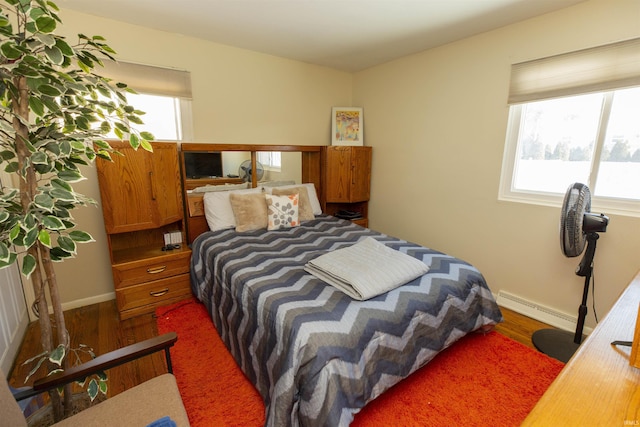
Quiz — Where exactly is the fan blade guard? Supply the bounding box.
[560,183,591,257]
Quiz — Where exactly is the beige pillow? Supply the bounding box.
[272,186,314,221]
[229,192,268,232]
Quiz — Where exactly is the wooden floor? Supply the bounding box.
[8,300,552,398]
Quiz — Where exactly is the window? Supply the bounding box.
[500,38,640,216]
[98,61,193,141]
[105,92,192,141]
[257,151,281,170]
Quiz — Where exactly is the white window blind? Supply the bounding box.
[508,38,640,104]
[99,61,192,99]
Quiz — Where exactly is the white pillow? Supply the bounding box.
[203,187,263,231]
[264,183,321,215]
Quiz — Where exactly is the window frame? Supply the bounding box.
[499,90,640,217]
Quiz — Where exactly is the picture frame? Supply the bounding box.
[331,107,363,146]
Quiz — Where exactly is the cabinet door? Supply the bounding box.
[324,146,371,203]
[149,143,183,226]
[97,142,156,233]
[325,147,352,202]
[97,142,182,233]
[349,147,371,202]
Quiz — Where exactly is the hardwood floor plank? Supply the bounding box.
[494,307,551,350]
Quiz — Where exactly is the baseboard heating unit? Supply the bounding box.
[496,290,592,334]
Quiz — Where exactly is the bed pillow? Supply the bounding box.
[271,186,314,221]
[266,193,299,230]
[203,187,262,231]
[229,192,269,232]
[267,183,322,216]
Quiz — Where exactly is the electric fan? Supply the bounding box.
[238,160,264,183]
[532,183,609,362]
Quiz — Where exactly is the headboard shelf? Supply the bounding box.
[180,143,324,243]
[184,176,244,191]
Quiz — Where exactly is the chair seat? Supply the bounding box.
[52,374,189,427]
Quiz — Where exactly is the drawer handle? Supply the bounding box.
[149,288,169,297]
[147,266,167,274]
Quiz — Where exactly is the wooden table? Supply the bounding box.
[523,270,640,426]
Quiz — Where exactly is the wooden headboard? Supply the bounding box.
[180,143,324,243]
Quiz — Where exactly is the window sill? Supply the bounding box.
[498,191,640,218]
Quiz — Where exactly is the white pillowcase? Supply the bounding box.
[263,183,322,216]
[203,187,263,231]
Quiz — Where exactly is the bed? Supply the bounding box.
[184,144,503,426]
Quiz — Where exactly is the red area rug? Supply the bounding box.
[156,299,563,426]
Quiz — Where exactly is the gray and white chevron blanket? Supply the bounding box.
[190,215,503,427]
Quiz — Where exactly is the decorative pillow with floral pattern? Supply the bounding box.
[266,193,299,230]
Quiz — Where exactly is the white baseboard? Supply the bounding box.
[61,292,116,312]
[496,290,593,335]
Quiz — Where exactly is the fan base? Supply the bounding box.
[532,329,585,363]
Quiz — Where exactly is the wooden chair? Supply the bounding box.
[1,332,190,426]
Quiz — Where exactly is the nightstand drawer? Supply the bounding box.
[116,273,191,319]
[113,251,191,288]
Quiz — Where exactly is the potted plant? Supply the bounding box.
[0,0,153,421]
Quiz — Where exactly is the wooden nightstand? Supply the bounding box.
[321,146,372,226]
[96,142,191,319]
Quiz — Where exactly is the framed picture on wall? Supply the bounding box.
[331,107,363,146]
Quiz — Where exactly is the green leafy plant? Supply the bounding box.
[0,0,152,421]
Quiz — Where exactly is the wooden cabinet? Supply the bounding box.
[322,146,372,227]
[96,141,191,320]
[97,143,183,233]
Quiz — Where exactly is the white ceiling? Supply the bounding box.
[57,0,585,72]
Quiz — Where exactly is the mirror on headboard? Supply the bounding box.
[179,144,323,243]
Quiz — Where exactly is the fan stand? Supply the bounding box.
[531,233,599,363]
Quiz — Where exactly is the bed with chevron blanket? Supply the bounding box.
[190,215,503,427]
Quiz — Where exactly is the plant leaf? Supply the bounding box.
[1,41,22,60]
[69,230,94,243]
[42,215,65,230]
[44,45,63,65]
[49,344,66,366]
[99,379,107,395]
[57,170,84,182]
[87,378,98,401]
[140,139,153,152]
[9,223,21,242]
[29,96,45,117]
[37,84,62,96]
[139,131,155,141]
[35,15,56,33]
[34,193,54,211]
[57,235,76,253]
[22,253,36,277]
[24,355,47,383]
[0,242,11,263]
[30,151,49,165]
[49,246,72,261]
[38,229,52,247]
[23,227,39,248]
[0,252,18,269]
[49,188,75,202]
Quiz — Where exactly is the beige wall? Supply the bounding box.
[52,10,352,308]
[354,0,640,327]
